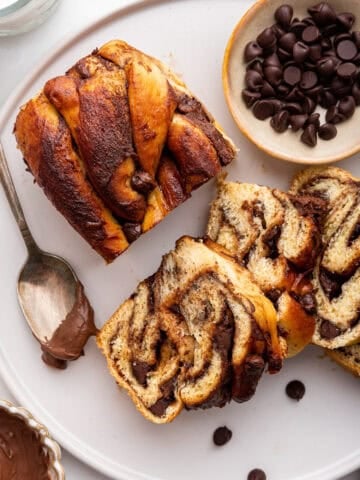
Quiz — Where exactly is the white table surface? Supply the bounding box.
[0,1,359,479]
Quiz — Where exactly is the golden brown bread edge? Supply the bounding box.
[289,166,360,376]
[14,92,129,262]
[97,236,285,424]
[14,40,236,262]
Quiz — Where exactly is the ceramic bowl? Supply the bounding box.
[0,399,65,479]
[223,0,360,164]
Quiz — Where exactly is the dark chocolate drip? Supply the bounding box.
[41,282,97,369]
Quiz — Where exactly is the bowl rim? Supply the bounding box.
[222,0,360,165]
[0,398,65,479]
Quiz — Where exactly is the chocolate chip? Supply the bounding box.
[272,23,286,39]
[300,70,318,90]
[285,86,305,102]
[326,105,346,124]
[268,98,284,113]
[257,27,277,49]
[330,77,352,96]
[275,4,293,28]
[131,171,156,194]
[264,52,281,67]
[244,42,263,62]
[264,65,283,86]
[352,83,360,104]
[290,114,309,131]
[338,95,356,118]
[318,123,337,140]
[320,319,341,339]
[299,293,316,314]
[247,469,267,480]
[132,361,151,386]
[306,84,323,99]
[279,32,297,52]
[283,65,301,85]
[246,58,261,71]
[278,47,292,62]
[303,16,316,26]
[213,426,232,446]
[321,37,333,50]
[320,90,337,108]
[337,62,357,79]
[317,57,337,76]
[301,124,318,146]
[286,380,306,401]
[245,70,264,91]
[270,110,290,132]
[322,24,340,38]
[260,81,276,98]
[307,112,320,128]
[284,102,303,114]
[353,52,360,65]
[353,31,360,48]
[253,100,275,120]
[242,89,261,108]
[302,25,320,44]
[293,41,310,63]
[308,3,337,27]
[337,39,358,60]
[302,96,316,114]
[122,222,142,243]
[290,21,307,37]
[334,32,352,46]
[277,83,290,97]
[337,12,355,32]
[309,44,322,62]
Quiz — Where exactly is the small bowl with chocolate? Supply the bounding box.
[223,0,360,164]
[0,399,65,479]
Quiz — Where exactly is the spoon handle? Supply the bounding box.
[0,141,39,255]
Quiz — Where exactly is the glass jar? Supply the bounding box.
[0,0,60,36]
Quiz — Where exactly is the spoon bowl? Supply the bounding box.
[17,250,78,345]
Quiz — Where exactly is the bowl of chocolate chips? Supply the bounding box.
[223,0,360,164]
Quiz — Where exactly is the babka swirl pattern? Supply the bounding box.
[14,40,236,262]
[206,177,320,357]
[290,167,360,349]
[97,237,285,424]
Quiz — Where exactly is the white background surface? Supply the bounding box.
[0,1,359,479]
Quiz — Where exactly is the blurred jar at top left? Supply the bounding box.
[0,0,60,36]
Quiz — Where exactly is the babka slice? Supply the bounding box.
[290,167,360,349]
[206,177,321,357]
[97,236,285,424]
[14,40,236,262]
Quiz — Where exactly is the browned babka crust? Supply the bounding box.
[14,40,236,262]
[97,237,285,424]
[206,177,321,357]
[290,167,360,349]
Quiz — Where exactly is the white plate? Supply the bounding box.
[0,1,360,479]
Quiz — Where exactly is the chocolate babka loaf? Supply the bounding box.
[206,177,321,357]
[290,167,360,349]
[14,40,236,262]
[97,236,285,424]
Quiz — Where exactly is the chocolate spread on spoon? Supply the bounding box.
[0,409,50,479]
[41,282,97,369]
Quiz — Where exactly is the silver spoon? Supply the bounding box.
[0,141,96,369]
